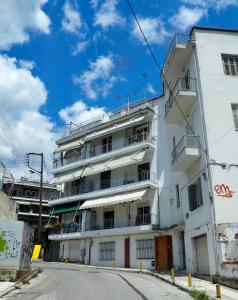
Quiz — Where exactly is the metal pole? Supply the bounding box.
[37,153,43,243]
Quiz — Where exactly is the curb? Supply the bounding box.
[0,269,39,298]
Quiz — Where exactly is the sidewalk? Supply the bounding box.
[0,282,15,298]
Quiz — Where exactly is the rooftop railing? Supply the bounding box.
[164,34,190,68]
[165,78,196,117]
[53,132,151,169]
[171,135,200,165]
[56,170,156,199]
[56,100,153,140]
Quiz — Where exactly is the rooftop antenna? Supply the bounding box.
[142,73,148,100]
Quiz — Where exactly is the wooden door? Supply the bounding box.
[155,236,173,271]
[124,238,130,268]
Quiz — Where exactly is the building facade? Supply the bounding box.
[48,27,238,278]
[3,177,59,227]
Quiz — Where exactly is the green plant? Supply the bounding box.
[9,276,15,282]
[32,273,38,279]
[37,268,42,274]
[189,289,210,300]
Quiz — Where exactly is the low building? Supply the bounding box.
[3,177,59,227]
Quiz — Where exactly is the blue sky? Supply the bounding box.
[0,0,238,177]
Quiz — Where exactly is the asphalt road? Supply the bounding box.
[4,262,193,300]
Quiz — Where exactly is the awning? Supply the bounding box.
[52,149,146,185]
[80,189,147,209]
[52,204,80,215]
[55,136,86,153]
[84,116,145,142]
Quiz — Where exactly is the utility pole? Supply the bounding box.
[26,152,44,244]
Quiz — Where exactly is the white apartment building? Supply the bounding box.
[158,27,238,278]
[48,27,238,278]
[49,100,162,270]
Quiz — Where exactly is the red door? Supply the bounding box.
[124,238,130,268]
[155,236,173,271]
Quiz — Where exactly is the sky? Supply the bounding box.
[0,0,238,179]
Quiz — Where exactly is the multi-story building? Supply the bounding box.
[158,27,238,278]
[3,177,59,227]
[48,26,238,278]
[49,99,161,269]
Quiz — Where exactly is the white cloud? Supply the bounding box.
[59,100,106,125]
[147,83,156,96]
[131,17,169,45]
[72,40,89,56]
[73,54,120,100]
[0,55,55,178]
[19,59,36,71]
[182,0,238,11]
[169,6,207,31]
[0,0,50,50]
[90,0,99,10]
[62,1,82,33]
[94,0,126,29]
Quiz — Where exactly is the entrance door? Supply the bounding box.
[155,236,173,271]
[124,238,130,268]
[195,235,210,275]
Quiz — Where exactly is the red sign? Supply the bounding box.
[214,184,234,198]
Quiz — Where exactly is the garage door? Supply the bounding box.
[69,241,80,261]
[195,235,210,275]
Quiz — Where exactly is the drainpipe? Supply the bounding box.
[192,42,220,277]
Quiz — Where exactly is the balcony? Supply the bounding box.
[48,214,159,240]
[50,170,157,206]
[172,135,201,172]
[48,223,81,240]
[163,34,194,83]
[165,78,197,124]
[53,132,153,171]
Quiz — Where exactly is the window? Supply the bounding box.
[99,241,115,261]
[188,177,203,211]
[136,206,150,225]
[222,55,238,76]
[100,170,111,189]
[104,211,114,229]
[136,239,154,259]
[176,184,180,208]
[231,103,238,130]
[102,136,112,153]
[138,163,150,181]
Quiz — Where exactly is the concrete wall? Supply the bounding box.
[0,191,17,221]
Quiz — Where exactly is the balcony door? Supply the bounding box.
[138,163,150,181]
[136,206,150,225]
[102,136,112,153]
[101,170,111,189]
[104,210,114,229]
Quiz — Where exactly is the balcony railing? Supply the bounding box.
[165,78,196,117]
[89,213,156,231]
[48,222,81,235]
[164,34,190,67]
[53,132,151,169]
[172,135,200,164]
[59,170,155,199]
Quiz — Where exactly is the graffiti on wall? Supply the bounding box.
[0,231,21,260]
[214,184,235,198]
[20,230,34,268]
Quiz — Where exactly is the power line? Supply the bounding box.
[125,0,214,162]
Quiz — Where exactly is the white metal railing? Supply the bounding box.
[89,213,158,231]
[165,78,196,117]
[53,132,152,169]
[58,170,156,199]
[164,34,190,67]
[56,100,152,140]
[171,135,200,164]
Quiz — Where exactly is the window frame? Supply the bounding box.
[98,241,115,261]
[231,103,238,130]
[188,177,203,212]
[136,239,155,260]
[222,54,238,76]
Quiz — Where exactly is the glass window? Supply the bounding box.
[188,177,203,211]
[231,103,238,130]
[99,241,115,261]
[136,239,154,259]
[222,55,238,76]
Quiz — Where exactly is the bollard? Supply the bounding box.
[171,268,175,284]
[64,257,67,264]
[112,260,116,268]
[84,258,87,266]
[139,260,143,273]
[216,284,221,298]
[188,273,192,287]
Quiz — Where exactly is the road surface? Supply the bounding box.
[4,262,193,300]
